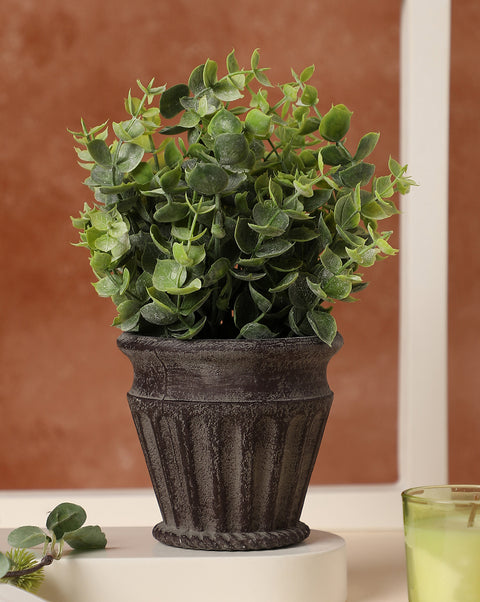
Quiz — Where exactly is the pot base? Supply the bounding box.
[153,521,310,551]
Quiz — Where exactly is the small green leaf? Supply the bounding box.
[87,139,112,167]
[240,322,276,339]
[203,59,218,87]
[300,84,318,106]
[7,526,48,549]
[152,259,186,291]
[300,65,315,83]
[214,133,250,165]
[340,162,375,187]
[249,283,272,313]
[46,503,87,539]
[115,143,144,173]
[203,257,230,286]
[0,552,9,578]
[186,163,229,195]
[159,84,190,119]
[188,64,206,95]
[93,274,120,297]
[64,526,107,550]
[164,140,183,168]
[319,104,353,142]
[354,132,380,161]
[245,109,273,139]
[255,239,293,258]
[226,49,240,73]
[208,108,243,136]
[334,192,360,230]
[171,315,207,340]
[320,247,343,274]
[140,302,177,325]
[307,310,337,345]
[268,271,299,293]
[153,201,189,223]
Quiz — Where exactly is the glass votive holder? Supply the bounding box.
[402,485,480,602]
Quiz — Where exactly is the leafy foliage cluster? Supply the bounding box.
[71,50,414,344]
[0,502,107,592]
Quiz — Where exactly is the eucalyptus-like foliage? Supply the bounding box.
[71,50,415,344]
[0,502,107,592]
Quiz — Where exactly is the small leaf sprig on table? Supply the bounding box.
[0,502,107,593]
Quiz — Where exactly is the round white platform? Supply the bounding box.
[14,527,347,602]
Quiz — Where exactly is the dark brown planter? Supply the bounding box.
[117,333,343,551]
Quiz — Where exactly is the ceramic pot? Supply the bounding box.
[117,332,342,551]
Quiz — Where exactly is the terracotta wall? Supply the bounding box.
[0,0,475,490]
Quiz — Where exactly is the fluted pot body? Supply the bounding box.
[117,332,343,551]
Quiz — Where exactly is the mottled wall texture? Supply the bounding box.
[0,0,477,489]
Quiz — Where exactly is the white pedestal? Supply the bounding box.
[0,528,346,602]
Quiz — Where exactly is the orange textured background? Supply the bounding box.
[0,0,477,490]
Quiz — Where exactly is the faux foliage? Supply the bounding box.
[0,502,107,592]
[71,50,414,344]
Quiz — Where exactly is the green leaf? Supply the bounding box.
[159,166,182,192]
[179,289,211,316]
[240,322,277,339]
[203,59,218,87]
[188,64,206,95]
[87,139,112,167]
[319,104,353,142]
[307,310,337,345]
[164,140,183,168]
[159,84,190,119]
[0,552,9,578]
[152,259,186,291]
[249,283,272,313]
[212,79,244,101]
[186,163,229,195]
[300,65,315,83]
[93,274,120,297]
[245,109,272,139]
[320,247,342,274]
[226,49,240,73]
[46,503,87,539]
[208,109,243,136]
[320,144,351,166]
[214,133,249,165]
[171,315,207,340]
[235,217,259,254]
[252,202,289,236]
[340,162,375,187]
[251,48,260,69]
[64,526,107,551]
[7,526,48,549]
[323,275,352,299]
[287,226,319,242]
[255,238,293,258]
[354,132,380,161]
[203,257,230,286]
[140,302,178,326]
[300,84,318,106]
[112,300,141,330]
[172,242,205,267]
[334,192,360,230]
[115,143,144,173]
[153,202,189,223]
[268,271,299,293]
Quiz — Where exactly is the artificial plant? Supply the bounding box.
[71,49,414,344]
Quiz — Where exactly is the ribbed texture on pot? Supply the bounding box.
[118,333,342,550]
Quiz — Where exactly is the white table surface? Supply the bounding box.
[0,528,408,602]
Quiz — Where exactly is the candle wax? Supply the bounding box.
[405,516,480,602]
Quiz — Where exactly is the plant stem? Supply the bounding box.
[4,555,54,578]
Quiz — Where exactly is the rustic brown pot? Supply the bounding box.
[117,332,343,551]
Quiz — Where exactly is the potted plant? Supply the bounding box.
[70,50,414,551]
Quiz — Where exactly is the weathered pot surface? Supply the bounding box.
[118,333,343,551]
